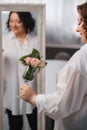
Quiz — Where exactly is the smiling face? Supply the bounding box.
[76,13,87,43]
[9,12,26,36]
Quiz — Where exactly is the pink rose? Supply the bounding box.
[30,58,40,67]
[25,57,32,64]
[38,60,46,68]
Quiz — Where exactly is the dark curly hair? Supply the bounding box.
[6,11,35,33]
[77,2,87,36]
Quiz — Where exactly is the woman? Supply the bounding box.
[3,12,37,130]
[20,2,87,130]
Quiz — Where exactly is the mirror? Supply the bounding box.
[0,4,46,130]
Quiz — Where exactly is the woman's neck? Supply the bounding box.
[15,32,27,44]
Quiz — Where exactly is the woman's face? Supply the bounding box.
[76,13,87,43]
[9,12,26,36]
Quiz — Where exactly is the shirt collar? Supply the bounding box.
[9,31,31,40]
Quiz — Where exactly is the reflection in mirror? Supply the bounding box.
[0,4,45,130]
[2,11,38,130]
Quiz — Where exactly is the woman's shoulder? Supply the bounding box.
[80,44,87,59]
[3,31,14,40]
[2,31,15,49]
[79,43,87,76]
[28,33,38,43]
[80,43,87,52]
[68,43,87,62]
[27,33,37,41]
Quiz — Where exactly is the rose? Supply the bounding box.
[25,57,32,64]
[30,58,40,67]
[25,57,46,68]
[19,48,47,81]
[38,60,46,68]
[25,57,40,67]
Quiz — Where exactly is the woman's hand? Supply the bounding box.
[20,84,37,106]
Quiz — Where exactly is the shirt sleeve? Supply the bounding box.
[35,52,87,120]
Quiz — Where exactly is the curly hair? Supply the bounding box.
[77,2,87,36]
[6,12,35,33]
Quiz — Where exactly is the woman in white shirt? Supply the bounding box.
[3,12,38,130]
[20,2,87,130]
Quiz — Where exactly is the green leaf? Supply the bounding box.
[19,48,41,64]
[19,48,47,81]
[19,55,29,63]
[30,48,41,59]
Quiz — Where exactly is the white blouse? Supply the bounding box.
[3,31,38,115]
[35,43,87,130]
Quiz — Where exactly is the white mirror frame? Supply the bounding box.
[0,4,46,130]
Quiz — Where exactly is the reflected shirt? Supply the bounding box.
[3,31,38,115]
[35,43,87,130]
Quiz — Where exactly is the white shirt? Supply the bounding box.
[3,31,38,115]
[35,43,87,130]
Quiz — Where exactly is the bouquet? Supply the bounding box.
[19,48,47,81]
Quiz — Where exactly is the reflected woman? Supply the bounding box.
[3,12,37,130]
